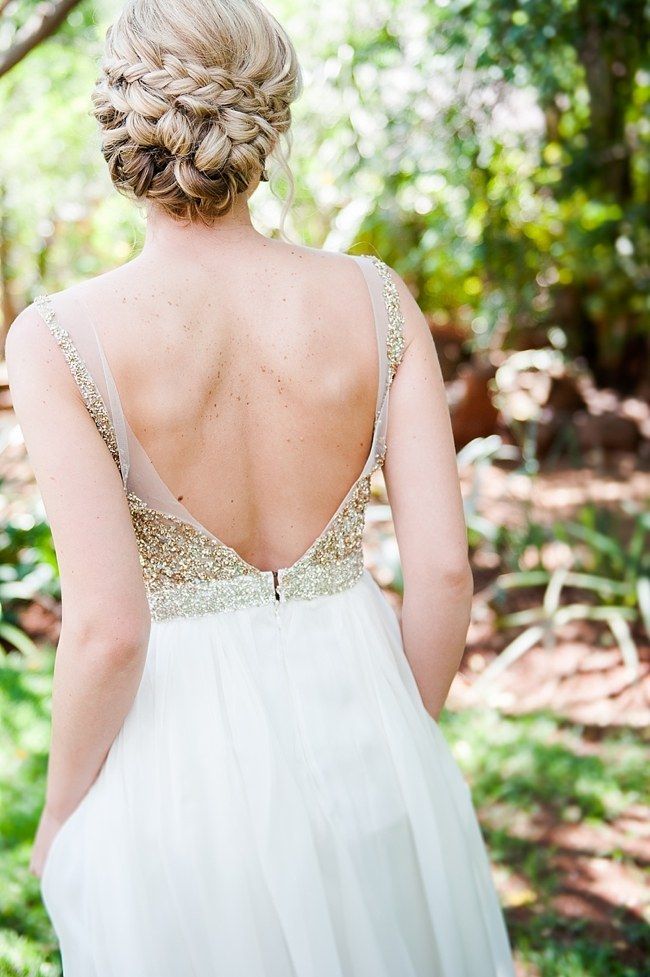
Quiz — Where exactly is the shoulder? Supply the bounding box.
[5,265,119,367]
[324,247,427,356]
[370,257,419,314]
[282,242,421,310]
[260,238,415,286]
[358,255,429,355]
[266,242,376,323]
[265,242,424,332]
[5,296,80,408]
[5,279,83,352]
[265,239,367,284]
[5,300,52,370]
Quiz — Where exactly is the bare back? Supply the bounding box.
[51,240,385,572]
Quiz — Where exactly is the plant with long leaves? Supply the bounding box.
[476,505,650,687]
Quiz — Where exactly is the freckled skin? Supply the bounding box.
[58,221,380,570]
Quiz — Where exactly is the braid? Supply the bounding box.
[92,0,301,223]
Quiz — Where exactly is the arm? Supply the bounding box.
[5,306,151,873]
[382,273,473,720]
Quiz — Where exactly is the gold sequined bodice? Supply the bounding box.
[34,255,405,621]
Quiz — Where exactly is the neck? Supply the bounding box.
[140,195,262,268]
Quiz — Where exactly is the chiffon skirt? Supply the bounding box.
[41,569,516,977]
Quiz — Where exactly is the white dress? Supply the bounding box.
[34,255,516,977]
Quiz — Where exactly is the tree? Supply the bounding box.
[1,0,648,392]
[0,0,84,78]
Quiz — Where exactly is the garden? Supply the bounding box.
[0,1,649,974]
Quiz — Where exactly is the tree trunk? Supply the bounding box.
[0,0,84,78]
[575,0,647,203]
[0,183,16,351]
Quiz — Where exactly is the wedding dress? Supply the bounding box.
[34,253,516,976]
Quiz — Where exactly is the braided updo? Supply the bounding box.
[92,0,302,223]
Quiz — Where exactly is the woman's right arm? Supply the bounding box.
[382,271,473,720]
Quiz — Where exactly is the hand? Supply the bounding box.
[29,806,66,880]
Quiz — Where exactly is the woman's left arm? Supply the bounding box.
[6,306,151,876]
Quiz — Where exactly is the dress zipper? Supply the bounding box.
[272,569,281,602]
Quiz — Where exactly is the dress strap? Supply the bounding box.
[351,254,406,394]
[33,294,124,479]
[365,255,406,386]
[350,254,406,471]
[78,293,131,485]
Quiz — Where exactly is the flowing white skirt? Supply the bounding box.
[41,569,516,977]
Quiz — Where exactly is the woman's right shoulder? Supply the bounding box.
[269,239,372,274]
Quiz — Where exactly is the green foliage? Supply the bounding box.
[1,0,648,387]
[514,942,643,977]
[0,457,58,655]
[0,0,141,308]
[274,0,649,386]
[0,516,58,597]
[0,651,59,977]
[442,708,648,830]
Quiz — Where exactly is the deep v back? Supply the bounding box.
[34,253,406,618]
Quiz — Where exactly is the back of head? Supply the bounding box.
[92,0,302,223]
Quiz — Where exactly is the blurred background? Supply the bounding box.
[0,1,648,974]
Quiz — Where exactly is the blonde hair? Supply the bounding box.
[92,0,302,225]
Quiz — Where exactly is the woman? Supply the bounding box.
[6,1,516,974]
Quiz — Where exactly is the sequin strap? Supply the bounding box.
[366,256,406,385]
[33,294,122,471]
[353,254,406,472]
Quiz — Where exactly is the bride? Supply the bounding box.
[6,1,516,974]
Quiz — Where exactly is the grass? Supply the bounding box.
[441,709,648,821]
[1,649,648,976]
[440,709,650,976]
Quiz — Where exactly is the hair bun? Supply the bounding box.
[92,0,302,223]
